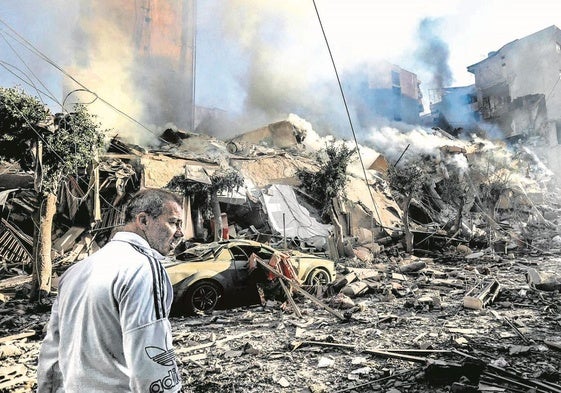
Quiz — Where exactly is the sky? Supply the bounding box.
[1,0,560,153]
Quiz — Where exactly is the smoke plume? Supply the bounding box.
[0,1,480,162]
[415,18,453,90]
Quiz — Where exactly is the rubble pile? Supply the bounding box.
[141,254,561,392]
[1,115,561,391]
[1,117,561,274]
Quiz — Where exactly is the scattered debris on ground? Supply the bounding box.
[1,252,560,392]
[1,111,561,392]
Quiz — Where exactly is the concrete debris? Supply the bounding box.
[526,267,561,291]
[1,116,561,392]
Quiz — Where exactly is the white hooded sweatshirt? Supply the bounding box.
[37,232,182,393]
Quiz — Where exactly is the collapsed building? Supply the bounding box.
[0,111,559,281]
[428,85,480,135]
[3,26,561,288]
[1,108,561,393]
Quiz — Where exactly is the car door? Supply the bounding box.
[229,245,254,285]
[211,248,239,290]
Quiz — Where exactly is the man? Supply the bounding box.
[37,188,184,392]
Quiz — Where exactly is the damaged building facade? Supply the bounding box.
[64,0,197,132]
[428,85,480,134]
[466,25,561,182]
[0,109,558,274]
[348,61,424,126]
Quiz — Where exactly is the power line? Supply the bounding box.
[0,60,60,105]
[0,17,166,216]
[1,89,68,166]
[311,0,384,230]
[63,89,99,108]
[0,18,169,144]
[0,31,62,107]
[1,90,125,217]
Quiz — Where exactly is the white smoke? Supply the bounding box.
[365,125,467,163]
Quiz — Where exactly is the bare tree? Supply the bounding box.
[469,152,512,230]
[439,169,470,236]
[387,161,427,253]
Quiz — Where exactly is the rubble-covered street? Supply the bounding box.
[171,253,561,393]
[2,250,561,392]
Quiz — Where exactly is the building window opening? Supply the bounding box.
[391,71,400,87]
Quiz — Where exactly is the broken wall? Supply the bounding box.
[140,153,219,188]
[342,176,402,237]
[228,120,304,151]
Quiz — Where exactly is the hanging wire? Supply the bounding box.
[2,93,126,216]
[0,18,169,144]
[0,10,198,175]
[0,31,62,107]
[311,0,384,230]
[1,92,67,165]
[0,59,60,105]
[62,88,99,110]
[0,14,168,258]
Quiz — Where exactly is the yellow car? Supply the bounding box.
[164,239,336,315]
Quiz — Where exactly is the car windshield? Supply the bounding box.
[175,242,224,261]
[173,241,284,263]
[229,244,275,261]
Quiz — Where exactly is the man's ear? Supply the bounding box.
[137,212,148,227]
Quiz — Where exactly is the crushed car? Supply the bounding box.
[164,239,336,315]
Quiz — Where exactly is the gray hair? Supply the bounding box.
[124,188,182,223]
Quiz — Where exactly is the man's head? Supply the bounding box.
[123,188,184,255]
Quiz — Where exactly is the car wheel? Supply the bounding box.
[185,281,222,314]
[306,268,331,286]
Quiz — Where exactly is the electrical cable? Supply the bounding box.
[0,31,62,107]
[0,12,197,213]
[0,60,60,106]
[1,91,67,165]
[63,88,99,108]
[1,89,126,219]
[0,18,169,144]
[311,0,384,231]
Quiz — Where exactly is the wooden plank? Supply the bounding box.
[250,254,346,321]
[278,278,302,318]
[0,363,26,378]
[52,226,86,253]
[0,275,32,291]
[293,340,428,363]
[0,364,27,388]
[0,376,32,390]
[0,330,36,344]
[544,340,561,351]
[290,284,346,321]
[175,331,256,354]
